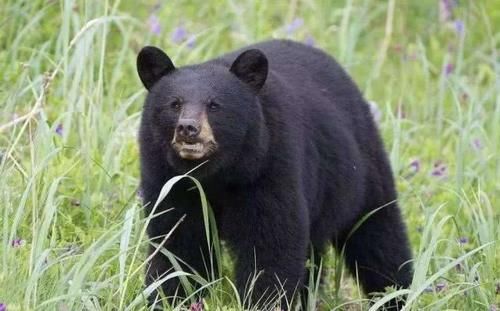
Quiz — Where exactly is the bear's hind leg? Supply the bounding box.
[338,202,413,310]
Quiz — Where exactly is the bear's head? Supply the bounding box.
[137,46,269,179]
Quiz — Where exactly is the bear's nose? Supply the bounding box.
[176,119,201,139]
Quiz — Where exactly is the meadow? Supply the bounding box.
[0,0,498,310]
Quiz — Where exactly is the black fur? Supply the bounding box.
[137,39,413,309]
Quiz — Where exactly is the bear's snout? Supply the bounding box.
[170,112,217,160]
[176,118,201,140]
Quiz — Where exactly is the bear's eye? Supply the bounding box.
[169,100,182,111]
[208,101,221,112]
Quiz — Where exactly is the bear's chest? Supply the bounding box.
[202,186,253,241]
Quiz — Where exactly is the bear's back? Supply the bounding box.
[216,40,373,139]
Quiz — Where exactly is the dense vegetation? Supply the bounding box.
[0,0,498,310]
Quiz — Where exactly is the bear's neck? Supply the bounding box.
[218,103,270,186]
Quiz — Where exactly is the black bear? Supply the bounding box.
[136,39,413,309]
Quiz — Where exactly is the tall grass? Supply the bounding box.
[0,0,498,310]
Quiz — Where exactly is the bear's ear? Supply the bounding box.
[137,46,175,90]
[230,49,268,91]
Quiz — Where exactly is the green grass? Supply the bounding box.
[0,0,499,310]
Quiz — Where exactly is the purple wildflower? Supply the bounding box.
[496,281,500,295]
[148,14,161,35]
[409,159,421,174]
[454,20,465,36]
[444,63,454,76]
[285,18,303,35]
[0,303,6,311]
[435,282,447,292]
[423,285,433,293]
[171,26,188,44]
[458,236,468,245]
[439,0,456,23]
[186,35,197,49]
[304,34,315,47]
[189,301,203,311]
[11,238,25,248]
[55,123,63,136]
[471,138,483,151]
[490,305,498,311]
[431,161,447,178]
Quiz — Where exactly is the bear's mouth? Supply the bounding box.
[171,140,217,160]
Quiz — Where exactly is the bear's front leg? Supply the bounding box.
[225,187,309,310]
[144,179,216,306]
